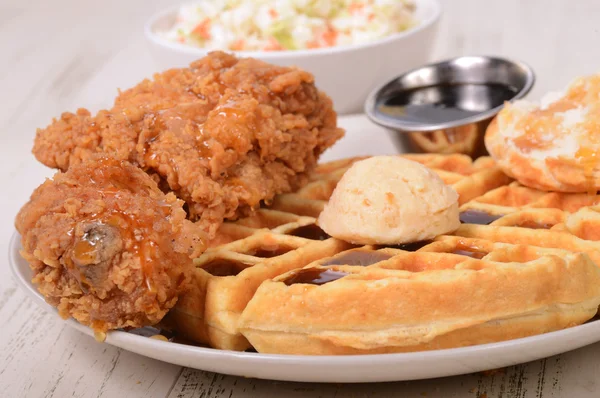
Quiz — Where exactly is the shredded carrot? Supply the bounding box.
[348,2,365,15]
[192,18,211,40]
[306,39,320,49]
[368,12,375,21]
[230,39,246,51]
[322,25,338,47]
[269,8,278,18]
[264,37,284,51]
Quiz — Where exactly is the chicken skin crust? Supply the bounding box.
[33,51,344,236]
[15,158,206,333]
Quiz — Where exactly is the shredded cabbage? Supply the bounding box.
[160,0,417,51]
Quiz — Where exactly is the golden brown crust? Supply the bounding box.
[485,74,600,192]
[240,300,596,354]
[454,223,600,264]
[24,152,594,354]
[32,51,344,236]
[168,155,518,351]
[485,118,594,192]
[164,154,600,355]
[170,230,353,350]
[15,158,205,332]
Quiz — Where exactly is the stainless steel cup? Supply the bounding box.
[364,56,535,158]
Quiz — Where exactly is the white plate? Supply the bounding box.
[9,230,600,383]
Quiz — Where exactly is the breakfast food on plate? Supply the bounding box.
[233,155,600,354]
[33,51,344,236]
[19,54,600,357]
[239,241,600,354]
[15,158,205,335]
[167,154,513,350]
[485,73,600,193]
[160,0,416,51]
[456,184,600,264]
[317,156,460,245]
[170,228,352,350]
[17,149,600,353]
[168,153,600,354]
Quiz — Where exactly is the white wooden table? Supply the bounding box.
[2,0,600,396]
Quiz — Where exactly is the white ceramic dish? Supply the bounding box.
[9,231,600,383]
[143,0,442,115]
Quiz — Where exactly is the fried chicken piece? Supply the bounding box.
[33,51,344,236]
[15,158,206,334]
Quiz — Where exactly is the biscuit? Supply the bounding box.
[485,74,600,192]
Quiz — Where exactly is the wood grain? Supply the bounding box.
[2,0,600,397]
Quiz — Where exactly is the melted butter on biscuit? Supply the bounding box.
[498,74,600,168]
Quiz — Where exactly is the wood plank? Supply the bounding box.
[0,2,182,398]
[0,289,181,398]
[168,345,600,398]
[3,0,600,396]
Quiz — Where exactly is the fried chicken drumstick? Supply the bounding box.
[33,51,344,236]
[15,158,205,334]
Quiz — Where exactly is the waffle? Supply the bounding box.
[169,229,353,350]
[239,239,600,354]
[169,153,600,354]
[168,154,512,350]
[456,182,600,263]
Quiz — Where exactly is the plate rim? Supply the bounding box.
[9,230,600,383]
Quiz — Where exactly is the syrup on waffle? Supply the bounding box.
[456,182,600,263]
[169,153,600,353]
[168,218,353,350]
[238,237,600,354]
[168,154,516,350]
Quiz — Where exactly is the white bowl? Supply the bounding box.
[144,0,442,115]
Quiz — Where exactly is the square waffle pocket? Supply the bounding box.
[456,182,600,263]
[167,154,516,351]
[238,238,600,355]
[169,216,353,351]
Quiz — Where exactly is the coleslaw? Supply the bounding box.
[160,0,417,51]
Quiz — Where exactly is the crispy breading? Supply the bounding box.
[15,158,205,333]
[33,52,344,236]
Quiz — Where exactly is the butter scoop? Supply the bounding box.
[317,156,460,245]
